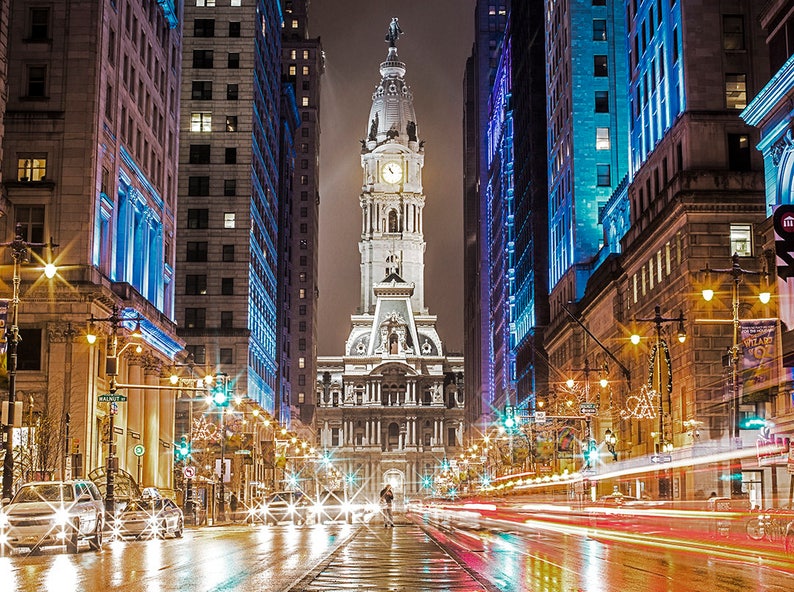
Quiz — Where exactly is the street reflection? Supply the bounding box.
[0,556,19,590]
[44,554,77,592]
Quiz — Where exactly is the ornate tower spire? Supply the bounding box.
[358,19,426,315]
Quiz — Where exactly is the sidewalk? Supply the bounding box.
[287,515,498,592]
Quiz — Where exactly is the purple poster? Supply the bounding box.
[741,319,780,397]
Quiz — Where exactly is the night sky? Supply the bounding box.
[311,1,475,355]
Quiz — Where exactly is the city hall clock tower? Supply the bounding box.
[315,22,465,506]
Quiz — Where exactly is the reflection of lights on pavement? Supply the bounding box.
[45,555,78,592]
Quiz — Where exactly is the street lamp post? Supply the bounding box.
[700,252,771,495]
[2,223,57,500]
[86,306,143,515]
[631,306,686,458]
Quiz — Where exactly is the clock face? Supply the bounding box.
[381,162,403,184]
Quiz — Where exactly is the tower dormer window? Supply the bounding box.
[388,210,400,232]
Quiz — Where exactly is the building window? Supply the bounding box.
[226,115,238,132]
[190,112,212,132]
[299,288,306,299]
[188,176,210,196]
[300,175,308,185]
[228,53,240,68]
[299,321,306,331]
[292,19,299,29]
[593,19,607,41]
[192,50,214,68]
[186,242,208,262]
[186,345,206,365]
[184,308,206,329]
[595,90,609,113]
[298,338,306,351]
[222,244,235,261]
[298,375,306,386]
[596,164,611,186]
[192,81,212,100]
[185,274,208,295]
[29,7,50,41]
[301,96,309,107]
[187,209,209,229]
[27,65,47,97]
[299,305,306,315]
[193,19,215,37]
[15,206,45,246]
[299,239,307,250]
[298,357,305,369]
[226,84,238,100]
[596,127,610,150]
[17,157,47,182]
[288,65,297,76]
[725,73,747,110]
[593,55,608,77]
[220,311,233,328]
[224,179,236,196]
[225,147,237,164]
[727,134,751,171]
[189,144,211,164]
[224,212,235,228]
[221,278,234,295]
[723,15,744,50]
[300,207,308,218]
[219,348,233,364]
[730,224,752,257]
[231,0,241,6]
[228,22,241,37]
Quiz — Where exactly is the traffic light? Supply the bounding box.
[175,436,191,461]
[503,405,516,431]
[211,373,230,406]
[585,439,599,466]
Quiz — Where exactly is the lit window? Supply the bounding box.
[289,65,296,76]
[302,50,309,59]
[230,0,241,6]
[299,288,306,299]
[224,212,235,228]
[596,127,610,150]
[290,49,297,59]
[298,392,305,403]
[17,157,47,182]
[299,357,305,369]
[292,19,299,28]
[301,96,309,107]
[725,73,747,110]
[730,223,752,257]
[190,112,212,132]
[196,0,215,6]
[302,66,309,75]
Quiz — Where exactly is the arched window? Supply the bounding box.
[388,209,399,232]
[387,422,400,450]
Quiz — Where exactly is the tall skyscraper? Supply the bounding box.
[281,0,324,429]
[316,24,464,503]
[177,0,283,415]
[463,1,509,432]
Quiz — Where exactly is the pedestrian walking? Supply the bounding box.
[380,484,394,527]
[230,492,238,522]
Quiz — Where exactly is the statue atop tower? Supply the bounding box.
[385,17,403,48]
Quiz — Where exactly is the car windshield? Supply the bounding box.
[13,484,75,503]
[125,500,165,512]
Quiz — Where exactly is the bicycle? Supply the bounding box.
[746,509,786,542]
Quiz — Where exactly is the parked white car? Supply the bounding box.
[0,480,104,554]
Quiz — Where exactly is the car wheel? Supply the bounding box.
[66,525,80,554]
[89,521,103,551]
[174,518,183,538]
[156,521,167,539]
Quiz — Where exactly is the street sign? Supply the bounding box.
[183,465,196,479]
[235,449,251,455]
[651,454,672,464]
[98,394,127,402]
[133,444,145,457]
[534,411,546,425]
[579,402,598,415]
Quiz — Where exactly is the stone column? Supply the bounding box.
[125,355,145,483]
[143,355,161,488]
[158,363,175,489]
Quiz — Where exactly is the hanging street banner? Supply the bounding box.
[740,319,781,399]
[0,299,7,355]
